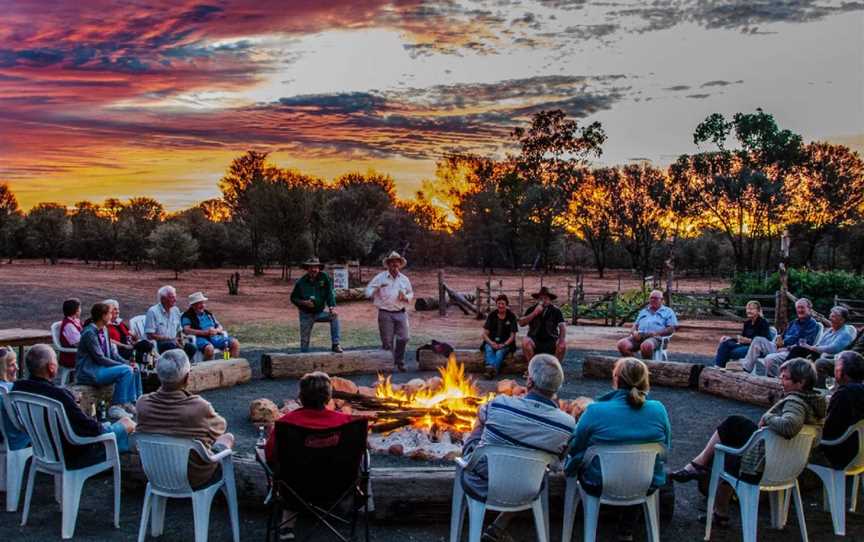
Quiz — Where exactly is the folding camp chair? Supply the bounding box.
[256,418,371,542]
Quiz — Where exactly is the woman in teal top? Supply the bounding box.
[0,348,30,451]
[565,357,672,494]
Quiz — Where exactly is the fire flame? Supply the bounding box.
[375,354,492,433]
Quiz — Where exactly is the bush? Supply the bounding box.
[731,269,864,313]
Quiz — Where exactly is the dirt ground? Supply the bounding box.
[0,260,738,355]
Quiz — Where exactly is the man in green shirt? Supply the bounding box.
[290,258,342,353]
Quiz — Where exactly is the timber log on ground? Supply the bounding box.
[698,366,783,407]
[261,349,395,379]
[582,355,703,388]
[417,348,528,374]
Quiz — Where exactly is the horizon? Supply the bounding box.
[1,0,862,211]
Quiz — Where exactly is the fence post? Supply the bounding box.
[438,269,446,317]
[571,287,579,325]
[519,272,525,316]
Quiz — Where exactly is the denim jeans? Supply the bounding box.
[713,339,749,367]
[103,421,131,453]
[298,310,340,352]
[483,343,507,372]
[91,364,142,405]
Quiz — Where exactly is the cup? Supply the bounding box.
[825,376,836,391]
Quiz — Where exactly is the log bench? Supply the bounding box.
[261,350,395,379]
[120,453,675,522]
[70,358,251,412]
[582,355,783,407]
[417,348,528,375]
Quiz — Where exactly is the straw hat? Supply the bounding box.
[188,291,208,305]
[530,286,557,301]
[301,257,324,269]
[382,251,407,268]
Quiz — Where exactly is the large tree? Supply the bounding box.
[26,203,70,265]
[118,197,164,268]
[0,183,22,263]
[567,168,615,277]
[70,201,107,264]
[148,223,199,279]
[219,151,271,275]
[322,172,395,262]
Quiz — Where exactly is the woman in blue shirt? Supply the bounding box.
[0,348,30,451]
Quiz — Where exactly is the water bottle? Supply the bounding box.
[223,332,230,360]
[256,425,267,449]
[98,400,108,422]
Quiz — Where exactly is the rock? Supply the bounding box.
[426,376,444,392]
[358,386,377,397]
[403,378,427,395]
[340,405,353,414]
[443,451,459,461]
[330,376,359,395]
[497,379,516,395]
[511,385,527,397]
[281,399,301,414]
[388,444,404,456]
[408,449,432,461]
[249,399,280,425]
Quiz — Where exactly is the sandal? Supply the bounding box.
[670,461,710,483]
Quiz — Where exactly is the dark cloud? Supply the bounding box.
[685,93,711,99]
[664,85,691,91]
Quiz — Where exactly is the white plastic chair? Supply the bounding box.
[0,386,33,512]
[806,420,864,536]
[450,444,556,542]
[182,333,225,363]
[50,321,77,386]
[10,391,120,539]
[134,433,239,542]
[561,443,664,542]
[814,322,825,345]
[651,335,673,361]
[705,425,819,542]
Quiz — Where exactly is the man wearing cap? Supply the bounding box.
[519,286,567,362]
[181,292,240,361]
[291,257,342,353]
[136,350,235,488]
[617,289,678,359]
[365,251,413,371]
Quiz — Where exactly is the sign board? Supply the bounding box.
[329,265,349,290]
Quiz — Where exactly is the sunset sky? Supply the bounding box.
[1,0,862,210]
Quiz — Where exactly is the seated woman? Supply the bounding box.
[264,372,355,541]
[59,298,83,370]
[713,300,771,367]
[480,294,519,378]
[75,303,143,420]
[564,357,671,541]
[789,306,855,386]
[0,347,31,451]
[103,299,154,365]
[671,357,826,526]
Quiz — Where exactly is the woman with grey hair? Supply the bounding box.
[104,299,154,364]
[788,306,855,363]
[0,347,30,451]
[671,357,826,526]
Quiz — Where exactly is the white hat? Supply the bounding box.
[188,291,208,305]
[382,251,407,268]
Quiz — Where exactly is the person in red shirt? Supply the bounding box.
[264,371,354,540]
[59,298,82,368]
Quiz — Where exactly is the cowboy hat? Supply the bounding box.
[188,291,208,305]
[301,257,324,269]
[382,251,407,267]
[530,286,557,301]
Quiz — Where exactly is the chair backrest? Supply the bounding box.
[591,443,664,502]
[768,326,778,341]
[274,418,368,505]
[759,425,819,486]
[827,419,864,473]
[8,391,76,469]
[814,322,825,344]
[128,315,147,342]
[50,321,63,349]
[480,444,557,508]
[134,433,212,494]
[0,385,20,451]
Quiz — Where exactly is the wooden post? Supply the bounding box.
[485,274,492,314]
[519,272,525,315]
[776,230,791,331]
[571,287,579,325]
[437,269,446,317]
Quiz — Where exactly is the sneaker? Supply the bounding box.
[484,366,497,380]
[332,344,344,354]
[107,405,131,421]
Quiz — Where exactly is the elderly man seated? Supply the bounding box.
[13,344,135,467]
[264,371,355,541]
[617,290,678,359]
[742,297,821,377]
[810,351,864,470]
[136,350,235,488]
[460,354,576,542]
[181,292,240,361]
[787,306,855,387]
[144,285,197,359]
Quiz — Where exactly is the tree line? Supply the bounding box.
[0,108,862,278]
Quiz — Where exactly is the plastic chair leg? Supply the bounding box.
[644,492,660,542]
[581,493,600,542]
[61,472,85,539]
[792,481,809,542]
[531,498,549,542]
[54,473,62,504]
[561,477,579,542]
[703,455,723,541]
[221,479,240,542]
[138,486,152,542]
[191,491,216,542]
[150,495,167,536]
[541,483,550,542]
[449,473,466,542]
[466,499,486,542]
[20,463,37,526]
[0,452,6,486]
[810,464,849,535]
[769,489,789,529]
[4,450,30,512]
[851,474,860,513]
[736,486,760,542]
[112,463,121,528]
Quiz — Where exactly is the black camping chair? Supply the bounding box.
[256,418,371,542]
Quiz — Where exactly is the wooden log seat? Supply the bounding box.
[261,350,396,379]
[582,355,704,389]
[416,348,528,375]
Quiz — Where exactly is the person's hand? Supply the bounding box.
[630,328,640,339]
[775,336,784,348]
[217,432,236,450]
[118,417,136,433]
[129,361,137,370]
[207,328,218,337]
[532,305,544,317]
[329,307,338,316]
[720,335,730,343]
[302,299,314,308]
[398,290,407,302]
[557,337,566,350]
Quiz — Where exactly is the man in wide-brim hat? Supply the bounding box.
[365,251,413,371]
[518,285,567,362]
[181,291,241,360]
[290,257,342,353]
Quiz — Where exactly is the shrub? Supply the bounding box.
[730,269,864,313]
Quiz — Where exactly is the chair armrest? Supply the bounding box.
[208,447,234,464]
[66,429,117,447]
[715,428,767,457]
[819,424,861,447]
[455,457,469,469]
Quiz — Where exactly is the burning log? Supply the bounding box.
[417,348,527,374]
[261,349,396,379]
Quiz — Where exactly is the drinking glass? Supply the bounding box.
[825,376,836,391]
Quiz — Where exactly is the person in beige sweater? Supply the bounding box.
[136,349,234,487]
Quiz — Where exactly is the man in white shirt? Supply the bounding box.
[365,251,413,371]
[144,285,197,358]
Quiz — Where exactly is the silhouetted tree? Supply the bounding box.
[26,203,70,265]
[148,223,199,279]
[0,183,22,263]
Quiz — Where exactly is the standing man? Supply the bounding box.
[144,285,197,359]
[291,258,342,353]
[617,289,678,359]
[365,251,413,371]
[519,286,567,362]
